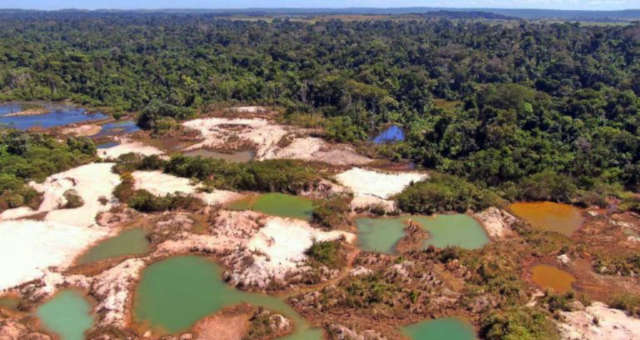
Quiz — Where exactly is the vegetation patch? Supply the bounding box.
[305,240,346,269]
[311,194,352,229]
[395,173,500,214]
[0,130,96,212]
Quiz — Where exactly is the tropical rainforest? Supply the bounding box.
[0,11,639,202]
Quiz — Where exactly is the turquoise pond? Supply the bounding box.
[0,104,107,130]
[356,214,489,254]
[76,228,150,265]
[134,255,322,339]
[228,193,314,221]
[36,290,94,340]
[402,318,476,340]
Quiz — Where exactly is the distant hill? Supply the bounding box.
[0,7,638,22]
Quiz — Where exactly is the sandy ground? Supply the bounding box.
[349,195,396,213]
[62,124,102,136]
[133,171,196,196]
[182,117,371,166]
[335,168,427,200]
[0,163,121,228]
[559,302,640,340]
[335,167,427,211]
[474,207,517,239]
[132,170,243,205]
[0,220,108,292]
[192,305,253,340]
[263,137,371,166]
[98,139,164,159]
[226,217,355,288]
[91,258,146,327]
[230,106,267,113]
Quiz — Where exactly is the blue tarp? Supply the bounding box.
[373,125,405,144]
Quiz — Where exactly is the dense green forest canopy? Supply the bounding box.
[0,12,639,195]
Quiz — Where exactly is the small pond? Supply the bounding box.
[182,149,255,163]
[76,228,150,265]
[373,125,405,144]
[530,264,575,294]
[228,193,313,221]
[36,290,94,340]
[402,317,476,340]
[133,255,321,339]
[356,217,408,254]
[94,120,140,137]
[355,214,489,253]
[509,202,584,236]
[0,104,107,130]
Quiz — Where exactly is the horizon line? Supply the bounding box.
[1,7,639,12]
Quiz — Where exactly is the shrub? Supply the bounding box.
[610,294,640,316]
[395,173,498,214]
[312,194,352,229]
[163,156,320,193]
[127,189,202,212]
[114,173,135,203]
[517,170,577,202]
[305,240,345,269]
[62,189,84,209]
[137,100,196,130]
[480,307,560,340]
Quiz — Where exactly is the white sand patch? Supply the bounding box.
[558,302,640,340]
[335,167,427,200]
[474,207,517,239]
[230,106,267,113]
[350,195,396,213]
[263,137,371,166]
[91,258,146,327]
[98,139,164,159]
[155,210,263,256]
[132,170,241,205]
[0,206,38,220]
[0,163,121,228]
[182,118,371,166]
[226,217,355,288]
[0,220,109,292]
[62,124,101,137]
[133,171,196,196]
[183,117,288,159]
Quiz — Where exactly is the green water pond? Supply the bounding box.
[403,318,476,340]
[133,255,321,339]
[36,290,94,340]
[76,228,150,264]
[356,214,489,254]
[228,193,313,220]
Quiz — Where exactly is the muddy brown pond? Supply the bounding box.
[509,202,584,236]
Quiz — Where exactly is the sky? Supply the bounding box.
[1,0,638,11]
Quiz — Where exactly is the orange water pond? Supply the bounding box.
[509,202,584,236]
[531,264,576,294]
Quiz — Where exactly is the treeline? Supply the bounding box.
[0,131,96,211]
[114,153,322,194]
[0,13,638,195]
